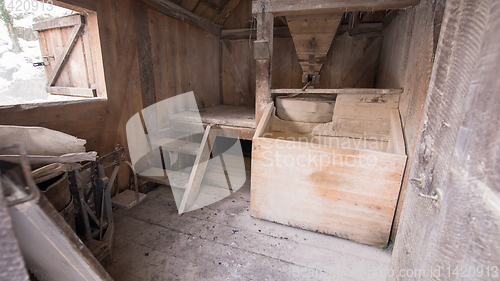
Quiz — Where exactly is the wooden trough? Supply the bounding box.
[251,90,407,247]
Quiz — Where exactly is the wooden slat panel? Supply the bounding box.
[136,0,223,35]
[251,136,406,247]
[389,109,405,155]
[135,2,157,108]
[46,86,96,97]
[222,42,253,106]
[33,14,82,31]
[0,99,107,152]
[149,9,219,108]
[46,23,84,87]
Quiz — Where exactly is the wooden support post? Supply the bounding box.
[255,8,273,126]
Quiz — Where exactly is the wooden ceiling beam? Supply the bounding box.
[215,0,242,25]
[137,0,223,35]
[252,0,420,16]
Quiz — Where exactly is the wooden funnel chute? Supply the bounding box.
[286,13,343,84]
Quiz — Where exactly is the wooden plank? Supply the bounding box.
[56,26,89,88]
[84,12,107,97]
[214,125,254,140]
[340,36,382,87]
[220,26,292,40]
[0,98,107,152]
[33,14,82,31]
[215,0,242,25]
[46,86,96,97]
[253,102,273,138]
[271,38,295,89]
[391,0,500,275]
[270,88,403,95]
[80,17,96,90]
[389,109,405,155]
[178,125,215,214]
[46,23,83,87]
[338,22,383,34]
[252,0,420,16]
[52,0,96,12]
[220,24,381,40]
[136,0,223,35]
[134,2,157,108]
[376,5,429,242]
[222,42,253,106]
[97,0,141,154]
[251,135,406,247]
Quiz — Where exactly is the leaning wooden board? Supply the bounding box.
[251,94,407,247]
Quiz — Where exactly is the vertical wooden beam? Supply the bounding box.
[255,8,273,126]
[134,2,156,108]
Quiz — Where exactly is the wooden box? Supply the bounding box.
[250,93,407,247]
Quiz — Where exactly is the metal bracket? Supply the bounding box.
[410,177,440,201]
[33,55,54,67]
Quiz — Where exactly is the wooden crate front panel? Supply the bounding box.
[251,137,406,247]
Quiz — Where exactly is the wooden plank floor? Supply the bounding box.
[106,158,392,281]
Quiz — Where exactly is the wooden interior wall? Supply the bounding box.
[149,9,220,108]
[221,34,382,106]
[377,0,438,240]
[221,0,253,29]
[0,0,220,191]
[98,0,220,190]
[0,99,107,152]
[391,0,500,274]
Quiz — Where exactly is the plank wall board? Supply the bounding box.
[390,0,500,276]
[135,2,157,108]
[318,33,382,89]
[376,2,434,240]
[221,0,252,29]
[136,0,223,35]
[270,37,303,89]
[149,9,220,109]
[0,99,107,152]
[221,40,256,106]
[37,26,82,88]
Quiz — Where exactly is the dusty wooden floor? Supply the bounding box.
[105,160,392,281]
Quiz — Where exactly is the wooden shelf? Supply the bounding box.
[173,105,256,140]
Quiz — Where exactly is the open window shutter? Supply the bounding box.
[34,14,97,98]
